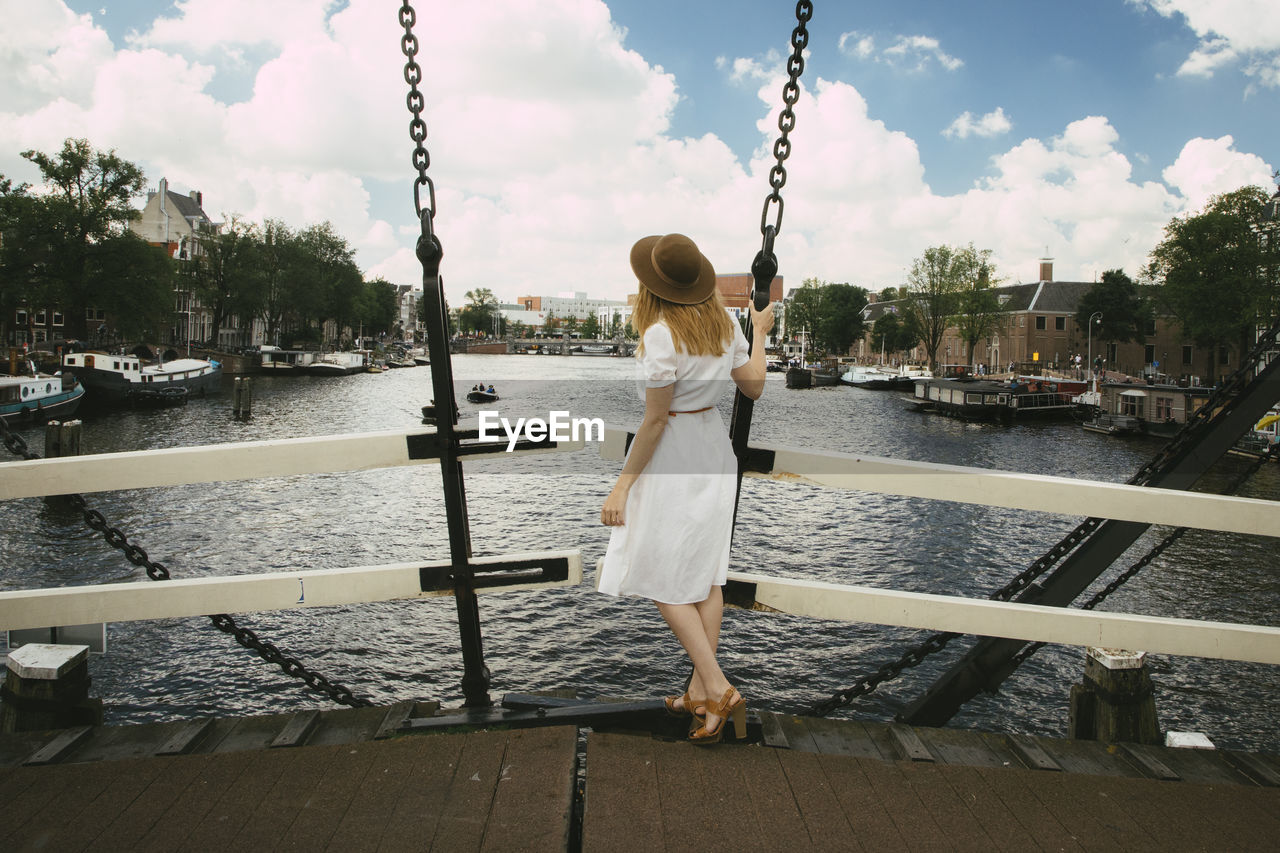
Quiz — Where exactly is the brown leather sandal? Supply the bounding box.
[689,687,745,744]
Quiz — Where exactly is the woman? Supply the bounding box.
[599,233,773,744]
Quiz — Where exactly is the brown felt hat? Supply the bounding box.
[630,233,717,305]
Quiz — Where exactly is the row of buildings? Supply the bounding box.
[858,258,1244,384]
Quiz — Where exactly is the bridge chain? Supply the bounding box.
[0,417,372,708]
[756,1,812,244]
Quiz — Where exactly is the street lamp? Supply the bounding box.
[1087,312,1103,395]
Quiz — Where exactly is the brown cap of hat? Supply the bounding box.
[629,233,716,305]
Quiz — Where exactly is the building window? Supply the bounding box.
[52,311,64,327]
[1219,346,1229,366]
[1054,316,1065,331]
[1121,394,1144,418]
[1144,345,1155,364]
[1035,316,1046,330]
[1107,343,1117,363]
[1155,397,1173,420]
[33,329,47,343]
[15,309,27,326]
[34,309,47,325]
[1145,319,1157,335]
[1182,345,1193,365]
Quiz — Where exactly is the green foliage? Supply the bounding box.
[579,313,600,339]
[1074,269,1153,346]
[871,308,921,356]
[814,282,868,354]
[187,216,260,344]
[904,243,992,371]
[15,138,149,338]
[1147,185,1279,383]
[458,287,499,334]
[954,250,1001,365]
[360,278,399,337]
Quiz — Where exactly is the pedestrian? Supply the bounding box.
[599,232,774,745]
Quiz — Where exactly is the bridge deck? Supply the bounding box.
[2,706,1278,851]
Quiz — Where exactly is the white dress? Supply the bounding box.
[597,321,752,604]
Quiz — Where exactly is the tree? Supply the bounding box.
[814,282,868,355]
[0,176,43,344]
[954,249,1000,369]
[19,138,150,338]
[187,216,260,345]
[579,313,600,339]
[785,277,824,352]
[1147,185,1279,384]
[358,277,399,338]
[458,287,498,335]
[903,245,972,372]
[296,222,362,345]
[1074,269,1153,348]
[92,232,174,341]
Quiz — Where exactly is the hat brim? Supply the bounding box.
[630,235,717,305]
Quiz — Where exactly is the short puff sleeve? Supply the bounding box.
[730,321,751,369]
[639,324,678,387]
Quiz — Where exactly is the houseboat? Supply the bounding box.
[1081,380,1213,438]
[0,370,85,424]
[911,376,1078,421]
[257,347,320,373]
[307,351,369,376]
[62,351,221,406]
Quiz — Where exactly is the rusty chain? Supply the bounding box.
[0,416,371,707]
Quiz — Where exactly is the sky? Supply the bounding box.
[1,0,1277,304]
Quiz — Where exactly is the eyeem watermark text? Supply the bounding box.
[478,410,604,451]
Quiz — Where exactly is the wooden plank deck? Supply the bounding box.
[582,731,1280,852]
[2,703,1279,851]
[0,726,576,852]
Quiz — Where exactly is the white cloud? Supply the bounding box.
[1161,135,1274,210]
[839,30,963,72]
[943,108,1012,140]
[1130,0,1280,88]
[2,0,1274,307]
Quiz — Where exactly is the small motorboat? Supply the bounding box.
[466,388,499,403]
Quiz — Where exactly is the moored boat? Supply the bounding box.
[308,351,368,376]
[0,371,85,424]
[62,351,221,407]
[912,376,1077,421]
[579,343,616,356]
[839,364,897,389]
[257,347,320,373]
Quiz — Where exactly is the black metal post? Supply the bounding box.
[416,218,491,708]
[728,227,779,532]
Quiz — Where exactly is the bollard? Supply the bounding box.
[233,377,254,419]
[43,420,82,507]
[1069,647,1161,744]
[0,643,102,733]
[43,419,82,458]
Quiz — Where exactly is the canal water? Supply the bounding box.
[2,354,1277,752]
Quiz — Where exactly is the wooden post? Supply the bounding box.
[43,419,82,459]
[43,420,82,507]
[0,643,101,733]
[1069,647,1161,744]
[233,377,253,419]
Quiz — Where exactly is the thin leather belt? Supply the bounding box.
[668,406,713,416]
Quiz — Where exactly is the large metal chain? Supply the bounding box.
[0,417,371,708]
[758,1,812,244]
[399,1,435,231]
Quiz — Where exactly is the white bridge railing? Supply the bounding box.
[1,423,1277,666]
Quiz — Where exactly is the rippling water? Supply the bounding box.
[2,354,1277,752]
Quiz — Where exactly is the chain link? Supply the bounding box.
[400,1,435,228]
[0,417,371,708]
[758,1,812,242]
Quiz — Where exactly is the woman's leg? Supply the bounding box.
[657,597,733,726]
[686,585,724,705]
